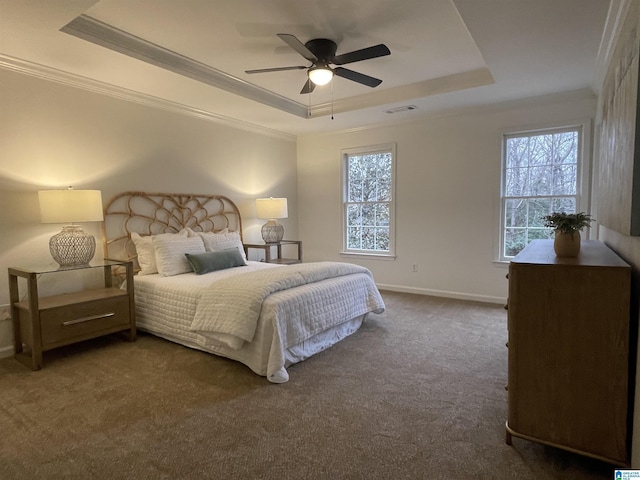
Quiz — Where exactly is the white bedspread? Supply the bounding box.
[133,261,385,382]
[190,262,381,350]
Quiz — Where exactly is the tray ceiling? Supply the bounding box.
[0,0,612,136]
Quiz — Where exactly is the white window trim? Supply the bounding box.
[340,143,397,258]
[496,119,592,263]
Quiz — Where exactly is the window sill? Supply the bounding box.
[340,251,396,261]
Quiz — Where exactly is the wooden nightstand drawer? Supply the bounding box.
[39,295,130,348]
[15,287,132,351]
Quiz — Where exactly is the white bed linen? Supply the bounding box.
[133,261,385,382]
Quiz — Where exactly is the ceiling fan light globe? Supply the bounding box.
[308,67,333,86]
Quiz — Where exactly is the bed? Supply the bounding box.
[103,192,385,383]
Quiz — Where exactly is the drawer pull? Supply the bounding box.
[63,312,115,326]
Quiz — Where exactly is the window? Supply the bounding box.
[342,144,395,256]
[500,127,584,260]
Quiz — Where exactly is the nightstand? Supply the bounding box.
[243,240,302,264]
[8,259,136,370]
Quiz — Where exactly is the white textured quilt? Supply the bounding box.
[133,261,385,383]
[190,262,382,350]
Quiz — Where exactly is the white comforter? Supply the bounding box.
[190,262,381,350]
[133,261,385,382]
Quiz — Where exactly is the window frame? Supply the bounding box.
[498,121,591,262]
[341,143,397,259]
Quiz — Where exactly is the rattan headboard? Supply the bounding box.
[102,192,242,270]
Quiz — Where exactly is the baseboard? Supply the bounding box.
[376,284,507,305]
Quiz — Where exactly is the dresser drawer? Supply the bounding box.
[40,295,130,349]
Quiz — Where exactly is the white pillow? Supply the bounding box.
[185,227,228,237]
[199,231,246,261]
[153,235,205,276]
[193,228,228,242]
[131,231,188,275]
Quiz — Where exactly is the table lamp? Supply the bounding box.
[256,197,288,243]
[38,188,104,266]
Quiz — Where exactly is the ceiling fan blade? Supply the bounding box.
[245,66,307,74]
[300,78,316,94]
[334,67,383,88]
[277,33,318,62]
[332,44,390,65]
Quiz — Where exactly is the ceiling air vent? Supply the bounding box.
[385,105,418,114]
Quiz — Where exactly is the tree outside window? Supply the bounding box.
[343,145,395,255]
[501,128,580,259]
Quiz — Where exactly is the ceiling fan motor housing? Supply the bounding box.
[305,39,337,63]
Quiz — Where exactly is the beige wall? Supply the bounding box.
[0,68,298,355]
[0,67,600,356]
[297,94,596,303]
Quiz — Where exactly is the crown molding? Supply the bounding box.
[61,14,308,120]
[301,88,596,138]
[0,54,296,143]
[309,68,495,117]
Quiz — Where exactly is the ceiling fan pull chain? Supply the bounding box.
[331,81,334,120]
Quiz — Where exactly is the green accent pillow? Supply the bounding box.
[185,248,247,274]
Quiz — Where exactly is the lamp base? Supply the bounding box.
[49,225,96,267]
[261,220,284,243]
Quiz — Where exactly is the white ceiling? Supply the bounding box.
[0,0,612,137]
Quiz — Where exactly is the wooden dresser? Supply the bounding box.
[505,239,632,466]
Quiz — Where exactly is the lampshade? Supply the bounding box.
[256,197,288,219]
[308,66,334,86]
[38,188,104,267]
[38,189,104,223]
[256,197,288,243]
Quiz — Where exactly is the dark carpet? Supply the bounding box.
[0,291,614,479]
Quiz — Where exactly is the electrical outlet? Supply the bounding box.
[0,305,10,321]
[412,264,418,273]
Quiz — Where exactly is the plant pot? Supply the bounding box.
[553,230,581,257]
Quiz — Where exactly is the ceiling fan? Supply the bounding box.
[245,34,391,94]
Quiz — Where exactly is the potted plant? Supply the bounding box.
[543,212,594,257]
